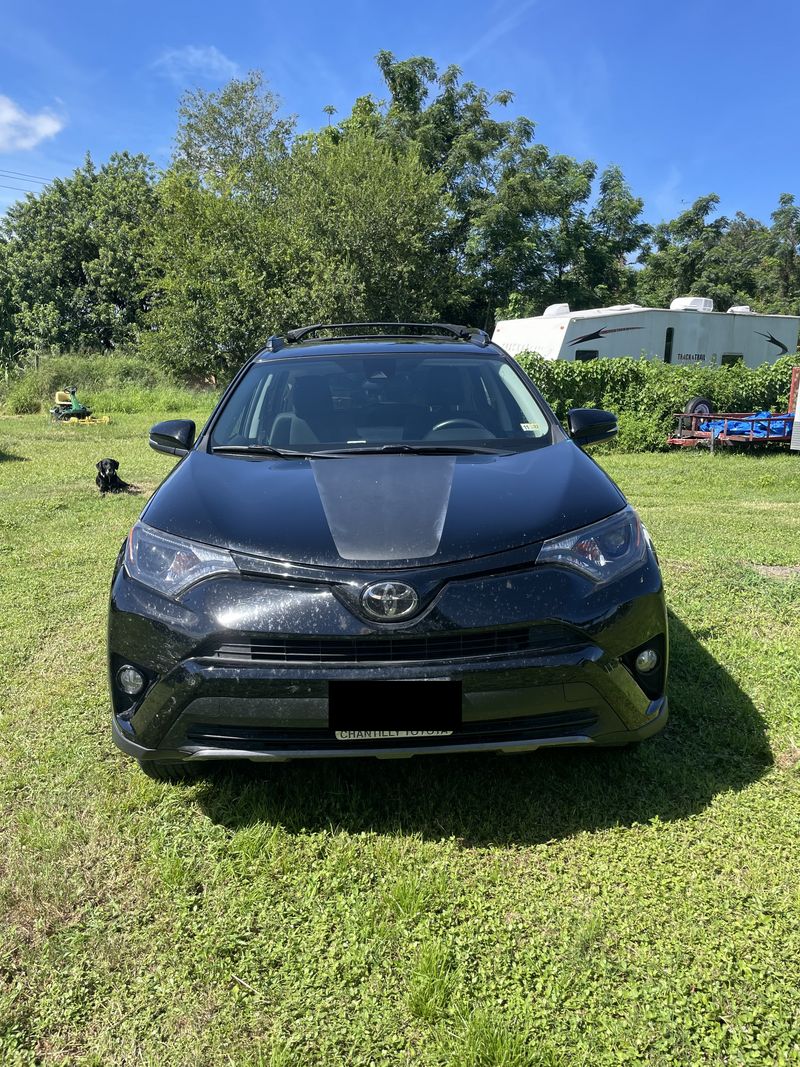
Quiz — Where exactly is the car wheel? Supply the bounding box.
[137,759,202,782]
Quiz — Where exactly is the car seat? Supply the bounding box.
[270,376,353,446]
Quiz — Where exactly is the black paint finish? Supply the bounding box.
[108,334,668,767]
[141,439,625,568]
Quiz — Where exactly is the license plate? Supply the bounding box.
[334,730,454,741]
[329,679,461,732]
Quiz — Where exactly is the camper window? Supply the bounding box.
[721,353,743,367]
[574,349,598,362]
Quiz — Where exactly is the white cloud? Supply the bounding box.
[153,45,241,84]
[0,95,64,152]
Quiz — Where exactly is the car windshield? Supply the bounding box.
[209,352,553,454]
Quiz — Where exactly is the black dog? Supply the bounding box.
[96,458,131,495]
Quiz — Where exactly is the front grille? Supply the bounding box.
[185,710,598,751]
[207,625,583,666]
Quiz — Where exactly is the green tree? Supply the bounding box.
[636,194,726,307]
[143,168,289,379]
[2,153,159,353]
[581,165,650,303]
[467,151,597,322]
[174,71,294,194]
[343,53,646,326]
[694,211,773,311]
[146,130,447,378]
[491,163,649,319]
[0,238,18,375]
[761,193,800,311]
[635,193,796,314]
[280,131,448,325]
[369,51,529,215]
[145,73,302,376]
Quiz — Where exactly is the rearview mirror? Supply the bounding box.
[149,419,196,457]
[567,408,618,447]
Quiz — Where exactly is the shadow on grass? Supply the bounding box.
[0,447,27,462]
[195,611,772,846]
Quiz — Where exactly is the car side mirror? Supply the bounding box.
[149,419,196,456]
[567,407,618,447]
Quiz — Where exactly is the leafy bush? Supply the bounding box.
[614,410,673,453]
[5,375,43,414]
[516,353,799,451]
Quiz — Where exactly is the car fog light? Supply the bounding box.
[635,649,659,673]
[117,665,145,695]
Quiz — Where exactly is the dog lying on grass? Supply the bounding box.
[96,458,137,495]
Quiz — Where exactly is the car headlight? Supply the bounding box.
[537,506,647,585]
[125,521,238,598]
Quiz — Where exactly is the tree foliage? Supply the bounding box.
[146,115,448,378]
[142,170,284,379]
[174,71,294,195]
[277,132,449,325]
[636,193,800,314]
[2,53,800,380]
[2,153,159,354]
[335,57,653,327]
[0,238,17,373]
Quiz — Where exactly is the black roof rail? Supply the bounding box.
[263,334,285,352]
[283,322,491,346]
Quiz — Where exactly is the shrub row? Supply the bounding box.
[3,349,797,451]
[516,353,799,451]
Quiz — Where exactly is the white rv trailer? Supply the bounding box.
[493,297,800,369]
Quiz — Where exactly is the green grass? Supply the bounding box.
[1,412,799,1065]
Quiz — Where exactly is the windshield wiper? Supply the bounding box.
[210,444,315,458]
[211,442,514,459]
[307,443,514,456]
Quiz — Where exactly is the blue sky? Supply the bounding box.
[1,0,799,226]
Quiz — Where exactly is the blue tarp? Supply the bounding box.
[699,410,795,439]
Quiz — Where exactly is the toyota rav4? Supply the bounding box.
[108,322,668,779]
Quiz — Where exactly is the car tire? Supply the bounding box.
[137,759,202,782]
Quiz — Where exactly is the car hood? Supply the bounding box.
[142,441,626,569]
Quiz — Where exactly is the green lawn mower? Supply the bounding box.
[49,386,109,424]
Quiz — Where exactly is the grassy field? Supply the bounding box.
[1,410,799,1066]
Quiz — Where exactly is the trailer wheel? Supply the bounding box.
[681,396,713,431]
[684,396,713,416]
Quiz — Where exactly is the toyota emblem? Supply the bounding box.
[361,581,419,621]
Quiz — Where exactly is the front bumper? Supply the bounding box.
[113,697,668,762]
[109,549,669,764]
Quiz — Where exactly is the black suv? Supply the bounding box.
[108,323,668,779]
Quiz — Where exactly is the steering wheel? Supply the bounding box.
[426,418,489,436]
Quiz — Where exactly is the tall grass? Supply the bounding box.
[2,353,218,415]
